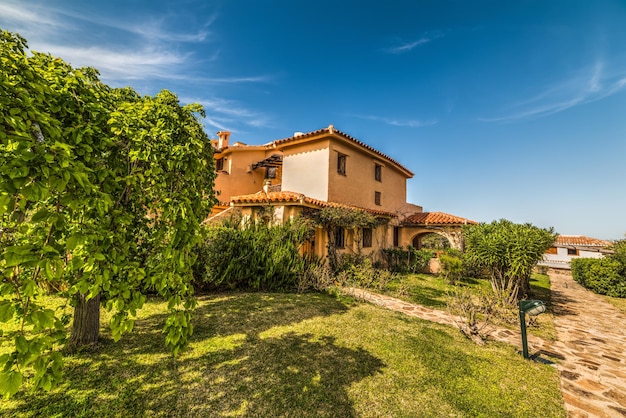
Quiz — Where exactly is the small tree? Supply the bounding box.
[0,31,215,396]
[463,220,556,304]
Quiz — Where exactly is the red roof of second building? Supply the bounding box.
[403,211,477,225]
[555,235,611,247]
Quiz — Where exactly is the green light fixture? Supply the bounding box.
[519,300,546,359]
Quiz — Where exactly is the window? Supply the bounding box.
[362,228,372,248]
[374,163,382,182]
[393,227,400,247]
[567,248,579,256]
[374,191,381,206]
[334,227,345,248]
[546,247,557,255]
[265,167,277,179]
[215,157,224,171]
[337,153,347,175]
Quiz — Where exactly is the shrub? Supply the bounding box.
[571,258,626,298]
[610,239,626,277]
[382,246,434,273]
[336,258,396,291]
[463,220,556,303]
[296,259,335,293]
[447,287,497,344]
[439,253,464,285]
[193,217,313,291]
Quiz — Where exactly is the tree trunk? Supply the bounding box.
[67,292,101,350]
[520,275,534,298]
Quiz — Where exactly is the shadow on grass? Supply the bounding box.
[3,292,384,418]
[406,286,448,308]
[458,277,480,285]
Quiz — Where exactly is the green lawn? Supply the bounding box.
[2,292,565,417]
[603,294,626,314]
[382,272,558,340]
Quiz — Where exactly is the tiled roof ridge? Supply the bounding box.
[403,211,478,226]
[555,235,611,247]
[272,125,414,177]
[230,190,396,217]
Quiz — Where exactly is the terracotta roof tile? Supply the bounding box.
[231,191,396,217]
[403,211,477,226]
[555,235,611,247]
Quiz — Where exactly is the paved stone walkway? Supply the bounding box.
[340,271,626,417]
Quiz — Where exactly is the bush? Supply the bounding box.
[571,258,626,298]
[296,259,335,293]
[336,258,396,291]
[382,246,434,273]
[439,253,464,285]
[611,239,626,277]
[447,287,497,344]
[193,217,313,291]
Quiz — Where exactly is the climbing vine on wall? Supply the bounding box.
[305,207,384,272]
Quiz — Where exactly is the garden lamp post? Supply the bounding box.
[519,300,546,359]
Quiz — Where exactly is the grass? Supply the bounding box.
[1,291,565,417]
[603,294,626,314]
[380,272,558,340]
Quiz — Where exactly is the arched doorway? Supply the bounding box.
[412,232,452,250]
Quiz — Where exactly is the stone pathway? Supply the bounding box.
[340,271,626,418]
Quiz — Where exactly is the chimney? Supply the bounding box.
[217,131,231,149]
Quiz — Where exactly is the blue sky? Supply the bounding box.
[2,0,625,239]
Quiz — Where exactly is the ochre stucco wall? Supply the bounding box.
[214,147,282,204]
[326,139,408,213]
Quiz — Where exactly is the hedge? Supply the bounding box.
[571,257,626,298]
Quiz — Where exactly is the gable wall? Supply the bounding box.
[327,139,408,213]
[281,140,330,201]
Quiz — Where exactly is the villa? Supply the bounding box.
[207,125,476,262]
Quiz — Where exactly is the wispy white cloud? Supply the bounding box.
[384,31,444,54]
[36,44,192,80]
[480,59,626,123]
[0,1,213,45]
[113,16,215,43]
[349,114,438,128]
[184,97,272,133]
[386,38,431,54]
[0,2,62,29]
[0,0,274,134]
[0,1,266,85]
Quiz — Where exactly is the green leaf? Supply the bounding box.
[66,233,84,250]
[31,209,52,222]
[0,371,23,398]
[15,335,28,354]
[0,302,14,322]
[22,279,37,297]
[0,194,12,215]
[93,253,105,261]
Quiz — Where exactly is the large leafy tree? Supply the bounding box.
[463,219,556,304]
[0,31,215,396]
